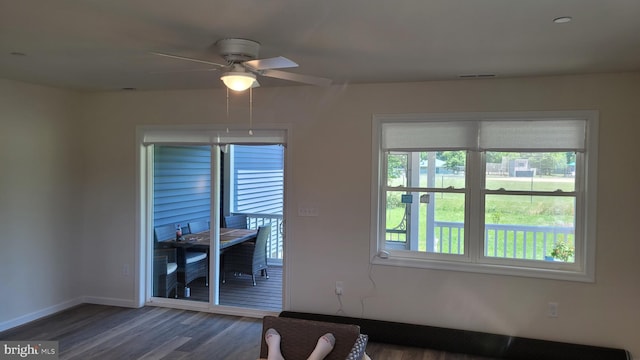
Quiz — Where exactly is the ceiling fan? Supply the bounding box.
[152,38,332,91]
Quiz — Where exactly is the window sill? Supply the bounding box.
[371,252,594,283]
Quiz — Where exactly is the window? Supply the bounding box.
[371,112,597,281]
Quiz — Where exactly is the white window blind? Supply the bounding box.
[141,126,287,146]
[479,119,586,151]
[381,118,586,152]
[382,121,477,151]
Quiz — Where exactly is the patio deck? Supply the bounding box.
[185,265,282,311]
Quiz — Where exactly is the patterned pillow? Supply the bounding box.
[346,334,368,360]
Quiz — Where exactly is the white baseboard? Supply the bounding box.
[0,297,83,333]
[0,296,141,333]
[82,296,140,309]
[0,296,273,334]
[146,298,278,319]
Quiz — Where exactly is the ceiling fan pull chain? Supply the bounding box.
[249,87,254,135]
[226,87,230,133]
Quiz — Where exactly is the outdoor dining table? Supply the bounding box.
[172,228,258,250]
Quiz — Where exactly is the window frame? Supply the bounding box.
[370,111,598,282]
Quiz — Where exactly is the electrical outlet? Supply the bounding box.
[335,281,344,295]
[548,302,558,318]
[122,264,130,277]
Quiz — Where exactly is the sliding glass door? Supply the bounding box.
[141,126,286,313]
[219,144,284,310]
[152,145,213,302]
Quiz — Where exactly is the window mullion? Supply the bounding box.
[573,151,586,269]
[466,150,484,262]
[379,151,390,251]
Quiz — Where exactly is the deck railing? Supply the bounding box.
[386,221,575,260]
[243,213,284,265]
[241,214,574,263]
[484,223,574,260]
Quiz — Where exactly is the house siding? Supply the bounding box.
[232,145,284,215]
[153,145,211,228]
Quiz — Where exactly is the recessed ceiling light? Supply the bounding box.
[553,16,572,24]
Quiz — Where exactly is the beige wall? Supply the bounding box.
[0,79,82,326]
[1,73,639,356]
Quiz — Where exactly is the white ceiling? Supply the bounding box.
[1,0,640,92]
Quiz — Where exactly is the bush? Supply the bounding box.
[551,240,574,261]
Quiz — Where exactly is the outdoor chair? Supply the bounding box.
[154,224,208,293]
[223,214,248,229]
[223,224,270,286]
[154,224,177,243]
[188,220,209,234]
[176,247,208,289]
[153,248,178,298]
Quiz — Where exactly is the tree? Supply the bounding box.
[524,152,565,175]
[438,151,465,171]
[486,151,508,163]
[387,153,407,180]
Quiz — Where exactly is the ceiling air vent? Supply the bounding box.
[458,74,496,79]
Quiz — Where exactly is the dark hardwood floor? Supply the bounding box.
[0,305,262,360]
[0,304,496,360]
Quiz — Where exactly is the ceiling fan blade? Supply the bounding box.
[150,52,227,67]
[243,56,298,70]
[261,69,332,87]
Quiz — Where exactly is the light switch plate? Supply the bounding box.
[298,207,319,217]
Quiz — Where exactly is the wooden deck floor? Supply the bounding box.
[185,265,282,311]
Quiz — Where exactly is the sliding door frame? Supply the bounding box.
[136,124,290,317]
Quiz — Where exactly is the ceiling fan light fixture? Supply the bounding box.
[220,72,256,91]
